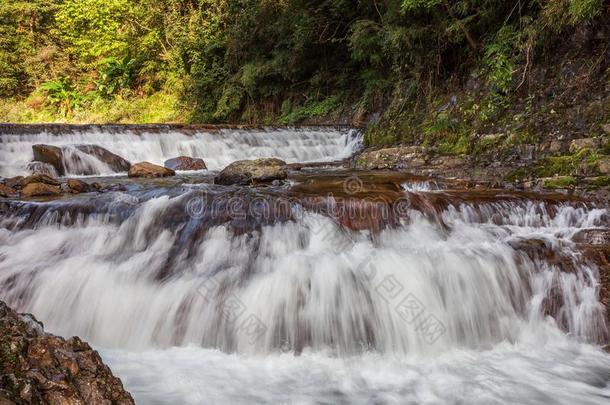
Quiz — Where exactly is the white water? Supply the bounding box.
[0,127,361,177]
[1,191,609,403]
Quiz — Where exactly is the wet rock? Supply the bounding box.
[128,161,175,178]
[428,156,464,169]
[164,156,207,171]
[21,183,61,198]
[73,144,131,172]
[572,229,610,245]
[4,176,24,189]
[32,144,64,175]
[0,184,18,198]
[598,157,610,175]
[354,147,426,170]
[547,140,564,154]
[67,179,91,194]
[569,137,600,152]
[21,173,61,187]
[32,144,131,175]
[214,158,287,185]
[26,161,59,178]
[0,300,134,404]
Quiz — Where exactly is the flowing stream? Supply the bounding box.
[1,126,609,404]
[0,125,361,177]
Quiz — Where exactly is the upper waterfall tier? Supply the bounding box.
[0,125,362,177]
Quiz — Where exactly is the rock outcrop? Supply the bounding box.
[0,300,134,404]
[128,162,175,178]
[353,147,428,170]
[20,183,62,198]
[32,144,131,175]
[164,156,207,171]
[214,158,287,185]
[72,145,131,173]
[32,145,64,175]
[66,179,91,194]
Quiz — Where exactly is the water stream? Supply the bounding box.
[1,126,609,404]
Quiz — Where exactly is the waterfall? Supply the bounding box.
[0,126,362,177]
[1,191,607,353]
[1,125,609,404]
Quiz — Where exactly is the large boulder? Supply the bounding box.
[128,161,176,178]
[32,144,64,174]
[73,144,131,172]
[214,158,287,185]
[32,144,131,175]
[164,156,207,171]
[21,183,61,198]
[0,300,134,404]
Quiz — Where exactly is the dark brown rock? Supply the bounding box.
[32,144,131,176]
[73,145,131,172]
[4,177,24,189]
[20,183,61,198]
[214,158,287,185]
[164,156,207,171]
[32,144,64,175]
[21,173,60,187]
[0,300,134,405]
[67,179,91,194]
[0,184,17,198]
[128,162,175,178]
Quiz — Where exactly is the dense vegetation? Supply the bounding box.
[0,1,608,145]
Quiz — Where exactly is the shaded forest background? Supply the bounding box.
[0,0,608,147]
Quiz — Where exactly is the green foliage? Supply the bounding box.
[55,0,132,65]
[484,26,519,94]
[280,96,343,124]
[0,0,607,127]
[95,56,138,98]
[40,78,82,117]
[543,176,576,189]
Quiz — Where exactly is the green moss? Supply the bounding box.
[543,176,576,189]
[536,148,598,177]
[586,176,610,190]
[505,167,532,182]
[437,134,470,156]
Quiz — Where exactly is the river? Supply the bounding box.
[1,125,609,404]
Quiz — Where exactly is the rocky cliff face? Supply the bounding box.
[0,301,133,405]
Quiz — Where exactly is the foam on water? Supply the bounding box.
[100,341,610,405]
[0,127,362,177]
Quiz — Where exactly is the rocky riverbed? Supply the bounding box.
[0,300,133,404]
[1,125,609,404]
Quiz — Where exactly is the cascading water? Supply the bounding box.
[1,126,609,404]
[0,126,361,177]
